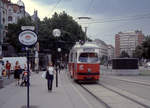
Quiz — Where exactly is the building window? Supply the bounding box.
[8,16,13,22]
[3,18,5,24]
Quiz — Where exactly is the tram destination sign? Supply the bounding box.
[19,30,37,46]
[83,48,95,52]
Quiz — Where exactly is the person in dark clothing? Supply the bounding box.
[5,61,11,79]
[46,62,54,91]
[14,61,21,86]
[20,71,27,86]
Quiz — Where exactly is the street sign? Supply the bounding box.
[52,29,61,37]
[21,26,35,31]
[19,30,37,46]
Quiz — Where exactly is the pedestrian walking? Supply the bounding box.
[0,57,4,79]
[46,62,54,91]
[5,61,11,79]
[14,61,21,86]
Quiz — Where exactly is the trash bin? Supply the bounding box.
[0,78,3,88]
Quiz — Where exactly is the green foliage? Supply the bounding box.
[38,11,85,55]
[133,45,143,59]
[6,16,34,53]
[142,36,150,59]
[6,12,86,57]
[120,50,130,58]
[134,35,150,59]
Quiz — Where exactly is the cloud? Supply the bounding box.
[11,0,54,19]
[10,0,150,46]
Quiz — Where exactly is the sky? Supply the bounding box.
[11,0,150,46]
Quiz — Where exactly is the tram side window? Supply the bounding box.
[70,53,73,62]
[79,53,98,63]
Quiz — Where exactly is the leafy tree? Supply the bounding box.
[38,12,86,57]
[120,50,130,58]
[142,36,150,59]
[6,16,34,53]
[133,45,143,59]
[6,12,86,60]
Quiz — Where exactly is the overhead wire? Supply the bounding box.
[79,13,150,24]
[85,0,94,15]
[89,12,150,22]
[48,0,62,17]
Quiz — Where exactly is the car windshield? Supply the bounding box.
[79,52,98,63]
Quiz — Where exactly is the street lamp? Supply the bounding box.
[76,17,92,42]
[52,28,61,87]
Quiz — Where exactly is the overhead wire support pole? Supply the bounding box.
[84,27,88,42]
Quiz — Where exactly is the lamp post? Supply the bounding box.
[52,29,61,87]
[76,17,91,42]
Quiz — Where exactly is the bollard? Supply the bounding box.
[0,78,3,88]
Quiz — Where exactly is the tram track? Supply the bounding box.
[102,76,150,87]
[80,84,111,108]
[80,82,150,108]
[99,83,150,108]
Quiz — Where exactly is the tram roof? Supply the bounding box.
[73,42,99,49]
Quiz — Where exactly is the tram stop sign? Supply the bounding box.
[19,30,37,46]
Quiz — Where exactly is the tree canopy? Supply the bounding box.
[120,50,130,58]
[5,12,86,57]
[134,35,150,59]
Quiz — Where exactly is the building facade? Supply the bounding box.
[115,30,144,57]
[7,0,27,24]
[94,39,108,58]
[31,10,38,22]
[108,45,114,60]
[0,0,9,56]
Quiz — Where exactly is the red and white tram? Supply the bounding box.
[68,42,100,82]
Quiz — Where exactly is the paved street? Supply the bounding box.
[2,74,15,86]
[0,70,104,108]
[100,65,150,102]
[1,68,150,108]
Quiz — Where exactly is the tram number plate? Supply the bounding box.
[83,48,95,52]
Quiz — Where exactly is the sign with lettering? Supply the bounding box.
[19,30,37,46]
[83,48,95,52]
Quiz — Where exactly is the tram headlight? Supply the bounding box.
[79,65,84,70]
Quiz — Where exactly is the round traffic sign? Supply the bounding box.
[19,30,37,46]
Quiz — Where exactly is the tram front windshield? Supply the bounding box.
[79,52,99,63]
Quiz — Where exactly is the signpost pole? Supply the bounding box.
[56,65,58,87]
[26,47,30,108]
[19,27,37,108]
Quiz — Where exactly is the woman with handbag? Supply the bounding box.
[46,62,54,91]
[14,61,21,86]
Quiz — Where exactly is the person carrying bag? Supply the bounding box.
[46,62,54,91]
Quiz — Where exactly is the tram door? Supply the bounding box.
[74,52,78,79]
